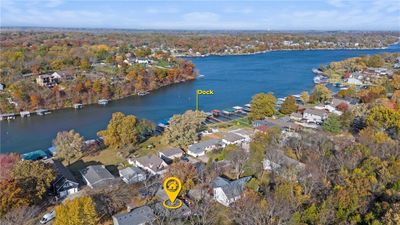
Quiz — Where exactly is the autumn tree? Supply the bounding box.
[249,93,276,121]
[280,96,298,114]
[0,179,29,217]
[300,91,310,103]
[163,110,206,147]
[54,196,98,225]
[53,129,84,165]
[311,84,332,103]
[366,105,400,132]
[98,112,153,149]
[11,160,56,203]
[0,153,20,180]
[163,162,197,195]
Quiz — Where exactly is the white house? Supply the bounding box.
[49,159,79,198]
[158,148,183,162]
[346,77,363,85]
[222,132,246,146]
[130,154,168,175]
[303,108,328,124]
[187,139,222,157]
[119,166,146,184]
[212,176,251,207]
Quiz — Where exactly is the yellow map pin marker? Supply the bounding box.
[163,177,183,209]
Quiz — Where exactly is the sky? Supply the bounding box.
[1,0,399,30]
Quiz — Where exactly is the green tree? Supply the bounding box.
[12,161,56,203]
[323,115,342,134]
[311,84,332,103]
[280,96,298,114]
[163,110,206,147]
[53,130,84,165]
[249,93,276,121]
[54,196,98,225]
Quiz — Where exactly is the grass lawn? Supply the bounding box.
[134,135,171,157]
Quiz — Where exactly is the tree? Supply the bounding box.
[323,115,342,134]
[280,96,298,114]
[367,55,384,67]
[54,196,98,225]
[0,205,40,225]
[12,160,56,203]
[53,130,84,165]
[311,84,332,103]
[0,179,29,217]
[249,93,276,121]
[163,110,206,147]
[225,146,249,179]
[300,91,310,103]
[366,106,400,132]
[0,153,20,180]
[98,112,152,149]
[163,162,197,195]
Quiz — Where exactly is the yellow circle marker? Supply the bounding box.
[163,177,183,209]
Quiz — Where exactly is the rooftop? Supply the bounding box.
[80,165,114,187]
[112,206,155,225]
[188,139,221,154]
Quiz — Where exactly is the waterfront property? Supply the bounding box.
[187,139,222,157]
[130,154,168,175]
[48,159,79,198]
[80,165,115,189]
[158,148,183,163]
[21,149,53,161]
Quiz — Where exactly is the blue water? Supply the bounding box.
[1,45,399,153]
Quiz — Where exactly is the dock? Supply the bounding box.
[20,111,30,117]
[98,99,109,105]
[73,103,84,109]
[0,113,16,121]
[36,109,51,116]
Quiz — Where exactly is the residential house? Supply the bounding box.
[187,139,222,157]
[36,73,60,87]
[49,159,79,198]
[119,166,146,184]
[263,148,305,172]
[158,148,183,163]
[303,108,328,124]
[346,77,363,85]
[130,154,168,175]
[80,165,115,189]
[212,176,251,207]
[231,129,253,142]
[153,201,191,219]
[289,112,303,121]
[112,205,155,225]
[222,132,246,146]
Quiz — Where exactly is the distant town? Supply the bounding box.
[1,38,399,225]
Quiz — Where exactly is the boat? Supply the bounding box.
[73,103,84,109]
[313,75,329,84]
[20,111,30,117]
[198,74,205,78]
[312,68,324,75]
[0,113,16,120]
[98,99,109,105]
[137,91,150,96]
[36,109,50,116]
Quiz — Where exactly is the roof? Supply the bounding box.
[290,112,303,118]
[232,129,253,137]
[51,159,78,183]
[153,201,191,218]
[331,98,349,107]
[112,206,155,225]
[304,108,327,117]
[22,149,52,161]
[188,139,221,155]
[212,176,251,200]
[223,132,245,142]
[159,148,182,157]
[265,149,305,170]
[119,167,145,178]
[135,154,164,168]
[80,165,114,187]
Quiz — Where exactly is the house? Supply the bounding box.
[153,201,191,219]
[80,165,115,189]
[130,154,168,175]
[290,112,303,121]
[222,132,246,146]
[49,159,79,198]
[158,148,183,163]
[119,166,146,184]
[187,139,222,157]
[112,205,155,225]
[36,73,60,87]
[254,125,268,133]
[212,176,251,206]
[303,108,328,124]
[346,77,363,85]
[231,129,253,142]
[263,149,305,172]
[0,83,5,91]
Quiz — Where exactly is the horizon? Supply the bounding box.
[1,0,400,31]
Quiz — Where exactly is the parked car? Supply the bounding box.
[40,210,55,224]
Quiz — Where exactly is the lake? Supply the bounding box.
[1,46,399,154]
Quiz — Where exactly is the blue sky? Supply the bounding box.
[1,0,399,30]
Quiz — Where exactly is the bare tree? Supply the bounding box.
[0,206,40,225]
